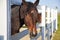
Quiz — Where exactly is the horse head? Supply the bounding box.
[20,0,40,38]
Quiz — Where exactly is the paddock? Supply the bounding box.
[0,0,58,40]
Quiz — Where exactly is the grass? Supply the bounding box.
[53,13,60,40]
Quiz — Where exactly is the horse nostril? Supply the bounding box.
[30,32,33,36]
[33,33,37,37]
[30,32,37,38]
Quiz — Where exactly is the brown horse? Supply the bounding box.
[11,0,41,38]
[11,5,20,35]
[19,0,41,38]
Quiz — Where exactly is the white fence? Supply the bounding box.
[37,5,58,40]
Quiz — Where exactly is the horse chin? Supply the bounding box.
[30,32,37,38]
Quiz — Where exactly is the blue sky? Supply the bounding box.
[26,0,60,12]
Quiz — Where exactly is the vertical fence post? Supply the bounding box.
[53,9,56,32]
[46,7,51,40]
[55,9,58,30]
[51,9,54,35]
[7,0,11,40]
[41,5,46,40]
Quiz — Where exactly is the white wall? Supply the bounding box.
[0,0,11,40]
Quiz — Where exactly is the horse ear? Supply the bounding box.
[34,0,39,6]
[22,0,27,5]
